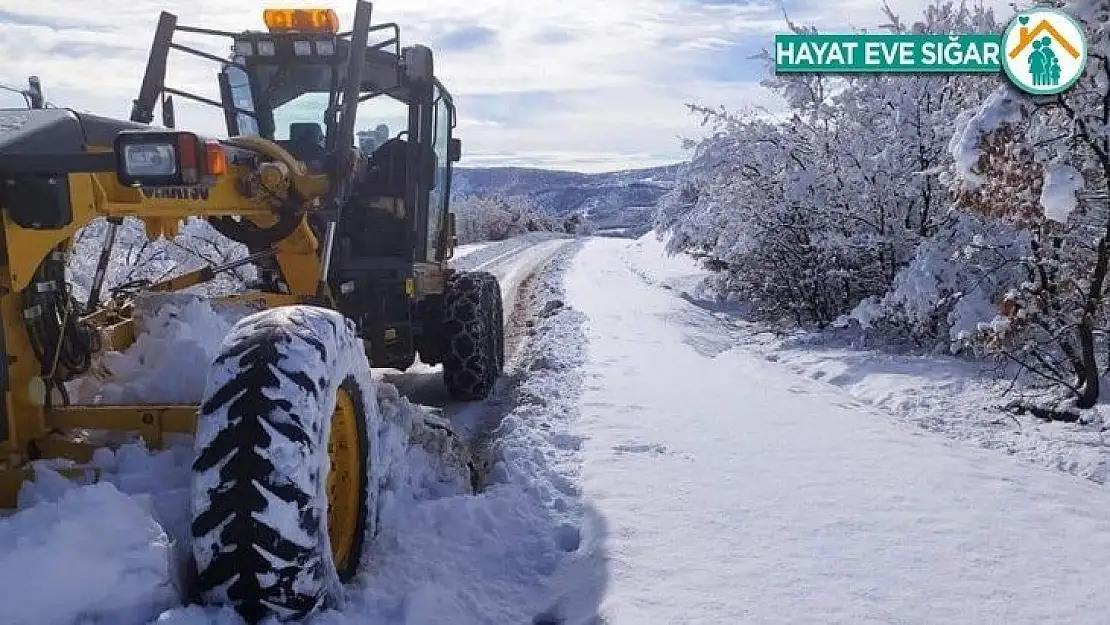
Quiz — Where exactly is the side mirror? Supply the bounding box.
[162,96,176,129]
[448,138,462,163]
[26,76,44,109]
[402,45,434,84]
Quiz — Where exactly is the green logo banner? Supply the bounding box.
[773,10,1089,95]
[774,34,1003,73]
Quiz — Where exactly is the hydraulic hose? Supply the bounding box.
[21,248,98,389]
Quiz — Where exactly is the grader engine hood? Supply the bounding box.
[0,109,151,230]
[0,108,151,155]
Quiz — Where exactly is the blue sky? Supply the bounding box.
[0,0,1012,172]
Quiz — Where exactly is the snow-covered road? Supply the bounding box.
[563,236,1110,623]
[452,233,573,320]
[8,232,1110,625]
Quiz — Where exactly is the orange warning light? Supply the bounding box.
[204,141,228,176]
[262,8,340,33]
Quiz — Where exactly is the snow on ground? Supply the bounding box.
[568,235,1110,623]
[449,241,492,261]
[749,341,1110,483]
[14,229,1110,623]
[0,234,587,624]
[0,481,179,625]
[625,231,1110,486]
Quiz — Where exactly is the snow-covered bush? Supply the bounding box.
[656,1,1002,328]
[660,0,1110,408]
[452,193,584,243]
[849,210,1031,351]
[937,1,1110,408]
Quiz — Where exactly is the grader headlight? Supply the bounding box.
[114,130,227,188]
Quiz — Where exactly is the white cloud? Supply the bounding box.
[0,0,1016,172]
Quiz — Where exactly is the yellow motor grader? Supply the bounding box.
[0,3,504,621]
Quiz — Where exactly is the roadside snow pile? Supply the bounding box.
[622,230,712,299]
[0,481,178,625]
[322,242,596,625]
[625,228,1110,485]
[368,383,474,518]
[759,345,1110,482]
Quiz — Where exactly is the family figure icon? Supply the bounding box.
[1028,37,1061,86]
[1003,10,1085,94]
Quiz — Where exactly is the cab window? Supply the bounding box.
[427,85,451,260]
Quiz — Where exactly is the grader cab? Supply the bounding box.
[0,2,503,621]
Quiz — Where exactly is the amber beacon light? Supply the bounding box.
[262,8,340,33]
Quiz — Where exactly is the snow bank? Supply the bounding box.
[0,478,178,625]
[735,321,1110,484]
[327,242,596,625]
[620,234,1110,485]
[623,230,708,292]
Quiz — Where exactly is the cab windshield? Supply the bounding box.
[226,59,409,149]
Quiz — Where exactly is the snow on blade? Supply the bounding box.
[72,293,255,404]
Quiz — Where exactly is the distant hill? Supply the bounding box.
[451,163,683,237]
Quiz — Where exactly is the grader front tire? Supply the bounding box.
[189,308,376,623]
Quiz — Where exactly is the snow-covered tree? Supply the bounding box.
[452,193,574,243]
[657,0,1001,327]
[659,0,1110,408]
[67,217,254,306]
[939,1,1110,408]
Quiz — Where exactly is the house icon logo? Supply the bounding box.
[1001,8,1087,95]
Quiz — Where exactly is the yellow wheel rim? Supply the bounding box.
[326,387,361,570]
